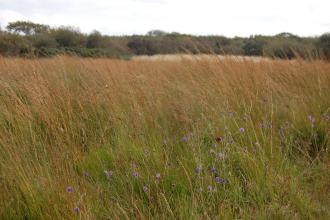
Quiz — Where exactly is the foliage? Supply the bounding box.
[51,26,86,48]
[86,31,106,48]
[0,20,329,59]
[0,33,33,56]
[243,36,265,56]
[317,33,330,59]
[6,21,50,35]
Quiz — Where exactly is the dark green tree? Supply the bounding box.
[51,26,86,47]
[317,33,330,59]
[6,21,50,35]
[243,37,265,56]
[86,31,104,48]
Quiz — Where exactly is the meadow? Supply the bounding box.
[0,55,329,219]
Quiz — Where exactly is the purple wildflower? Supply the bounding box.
[207,185,213,192]
[156,173,161,179]
[66,186,73,193]
[181,136,189,142]
[132,172,139,178]
[196,165,203,174]
[210,167,216,174]
[239,127,245,133]
[216,177,228,184]
[73,207,79,214]
[83,171,89,177]
[104,170,113,178]
[143,186,148,193]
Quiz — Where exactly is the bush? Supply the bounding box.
[86,31,106,48]
[317,33,330,59]
[30,34,58,49]
[51,27,86,48]
[35,47,60,57]
[0,33,33,56]
[243,37,265,56]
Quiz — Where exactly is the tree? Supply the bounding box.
[0,33,33,56]
[51,26,86,47]
[31,34,58,48]
[317,33,330,59]
[86,31,104,48]
[6,21,50,35]
[276,32,299,39]
[243,37,265,56]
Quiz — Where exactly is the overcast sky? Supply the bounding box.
[0,0,329,37]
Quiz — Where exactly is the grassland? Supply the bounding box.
[0,56,329,219]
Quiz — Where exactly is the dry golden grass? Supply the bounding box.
[0,56,329,219]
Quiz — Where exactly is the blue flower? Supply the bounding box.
[239,127,245,133]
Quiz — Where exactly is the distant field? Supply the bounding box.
[0,56,329,219]
[132,54,271,62]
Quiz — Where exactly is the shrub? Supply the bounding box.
[317,33,330,59]
[243,37,265,56]
[51,27,86,48]
[0,33,33,56]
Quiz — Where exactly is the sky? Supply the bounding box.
[0,0,329,37]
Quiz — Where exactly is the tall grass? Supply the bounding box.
[0,56,329,219]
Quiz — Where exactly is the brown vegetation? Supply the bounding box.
[0,56,329,219]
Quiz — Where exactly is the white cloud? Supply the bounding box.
[0,10,25,27]
[0,0,329,36]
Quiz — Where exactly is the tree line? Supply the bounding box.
[0,21,329,59]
